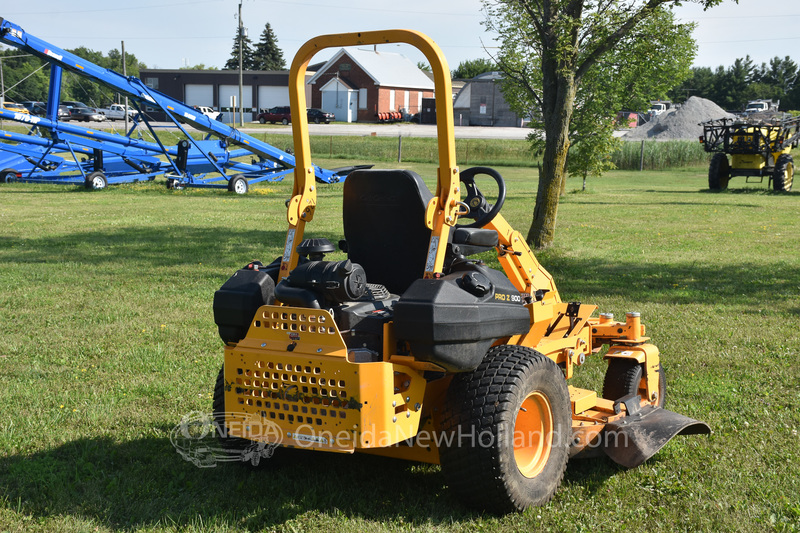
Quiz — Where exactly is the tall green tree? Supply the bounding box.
[62,47,143,106]
[557,10,696,192]
[224,25,255,70]
[0,48,49,102]
[252,22,285,71]
[451,58,496,79]
[669,66,716,103]
[484,0,731,249]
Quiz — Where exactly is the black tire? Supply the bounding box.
[439,345,571,513]
[259,117,266,124]
[281,118,289,126]
[1,168,17,183]
[227,175,249,195]
[602,359,666,408]
[213,366,253,451]
[708,153,730,190]
[85,171,108,190]
[773,153,794,191]
[212,366,286,468]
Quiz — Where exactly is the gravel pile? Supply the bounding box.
[625,96,735,141]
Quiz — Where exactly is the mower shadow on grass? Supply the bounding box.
[0,433,484,530]
[0,431,629,529]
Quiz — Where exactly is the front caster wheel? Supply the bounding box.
[602,358,666,408]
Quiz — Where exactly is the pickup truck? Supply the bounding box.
[192,106,223,121]
[98,104,136,121]
[743,99,779,116]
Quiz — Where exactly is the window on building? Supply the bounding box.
[358,88,367,110]
[144,77,159,90]
[417,91,422,112]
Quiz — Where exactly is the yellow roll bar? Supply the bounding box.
[279,30,460,280]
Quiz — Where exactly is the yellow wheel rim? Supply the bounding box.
[513,391,553,478]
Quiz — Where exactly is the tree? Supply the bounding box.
[59,47,144,106]
[669,66,716,104]
[484,0,730,249]
[252,22,285,71]
[451,58,496,79]
[224,25,255,70]
[180,63,219,70]
[1,48,50,102]
[561,9,695,191]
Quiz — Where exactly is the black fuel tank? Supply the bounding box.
[393,263,530,372]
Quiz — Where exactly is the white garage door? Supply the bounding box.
[184,84,213,107]
[219,84,253,123]
[257,86,289,111]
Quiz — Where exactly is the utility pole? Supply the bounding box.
[238,0,244,127]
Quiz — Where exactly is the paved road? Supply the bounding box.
[89,120,533,140]
[248,123,533,140]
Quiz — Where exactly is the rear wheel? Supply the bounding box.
[213,366,284,467]
[213,366,253,451]
[281,118,289,125]
[602,359,666,408]
[773,154,794,191]
[708,153,730,190]
[439,345,571,513]
[259,117,266,124]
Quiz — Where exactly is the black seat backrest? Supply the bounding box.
[342,169,433,295]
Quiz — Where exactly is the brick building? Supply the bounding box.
[307,48,435,123]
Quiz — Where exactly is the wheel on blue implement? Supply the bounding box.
[228,175,249,195]
[1,168,18,183]
[85,171,108,190]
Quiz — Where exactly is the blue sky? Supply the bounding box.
[3,0,798,72]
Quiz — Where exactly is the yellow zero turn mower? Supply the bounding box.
[211,30,710,513]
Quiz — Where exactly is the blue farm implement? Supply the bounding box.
[0,17,359,192]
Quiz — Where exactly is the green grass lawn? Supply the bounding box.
[0,162,798,532]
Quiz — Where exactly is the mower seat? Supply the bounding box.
[342,169,433,295]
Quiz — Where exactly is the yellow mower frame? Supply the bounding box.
[215,30,709,513]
